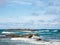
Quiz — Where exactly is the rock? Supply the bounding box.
[36,38,42,41]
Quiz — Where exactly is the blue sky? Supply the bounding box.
[0,0,60,29]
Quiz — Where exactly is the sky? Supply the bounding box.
[0,0,60,29]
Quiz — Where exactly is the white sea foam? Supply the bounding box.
[2,31,15,34]
[0,38,60,45]
[10,38,51,45]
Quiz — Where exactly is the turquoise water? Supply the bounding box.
[0,29,60,45]
[0,41,39,45]
[0,29,60,39]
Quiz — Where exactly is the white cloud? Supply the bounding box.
[0,0,60,29]
[6,0,32,5]
[12,1,32,5]
[1,15,59,25]
[31,0,60,15]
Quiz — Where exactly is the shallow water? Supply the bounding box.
[0,41,40,45]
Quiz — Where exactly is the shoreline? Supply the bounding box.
[0,37,60,45]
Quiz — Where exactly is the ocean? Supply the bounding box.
[0,29,60,45]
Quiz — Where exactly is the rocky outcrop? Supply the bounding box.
[6,34,20,38]
[0,34,42,41]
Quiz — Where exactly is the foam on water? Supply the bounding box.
[0,29,60,45]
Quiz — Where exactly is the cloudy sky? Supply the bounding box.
[0,0,60,29]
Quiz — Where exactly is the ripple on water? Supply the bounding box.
[0,41,40,45]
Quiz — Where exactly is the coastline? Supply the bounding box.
[0,29,60,45]
[0,37,60,45]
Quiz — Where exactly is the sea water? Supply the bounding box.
[0,41,39,45]
[0,29,60,45]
